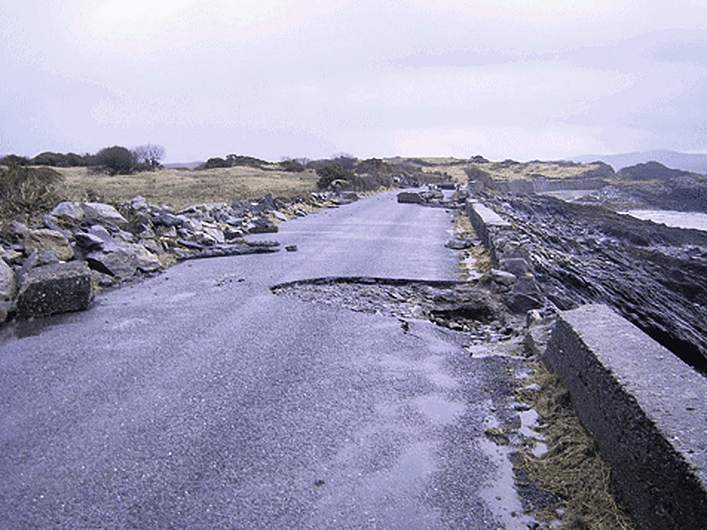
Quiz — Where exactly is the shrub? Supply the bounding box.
[331,153,358,170]
[315,164,355,189]
[226,154,269,168]
[202,157,230,169]
[0,166,64,217]
[278,159,306,172]
[0,154,30,166]
[29,152,91,167]
[31,152,64,167]
[93,146,135,175]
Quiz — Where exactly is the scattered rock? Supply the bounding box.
[1,189,364,320]
[445,238,477,250]
[131,245,163,273]
[490,269,517,288]
[246,217,278,234]
[0,246,23,265]
[130,195,149,211]
[19,250,60,277]
[86,247,139,281]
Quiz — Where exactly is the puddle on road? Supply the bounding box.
[518,409,548,458]
[479,414,538,529]
[413,395,466,426]
[165,291,197,303]
[378,353,458,390]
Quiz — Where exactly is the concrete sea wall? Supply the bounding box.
[545,305,707,530]
[466,199,707,529]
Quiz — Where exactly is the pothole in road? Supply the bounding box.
[270,277,522,343]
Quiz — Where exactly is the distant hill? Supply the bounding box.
[571,150,707,175]
[164,161,203,169]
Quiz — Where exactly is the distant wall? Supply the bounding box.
[492,177,609,194]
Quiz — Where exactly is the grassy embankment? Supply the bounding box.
[54,166,322,211]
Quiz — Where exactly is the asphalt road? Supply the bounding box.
[0,191,534,529]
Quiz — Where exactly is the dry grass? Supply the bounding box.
[515,361,635,530]
[48,158,605,211]
[472,161,605,182]
[55,166,320,210]
[385,157,603,184]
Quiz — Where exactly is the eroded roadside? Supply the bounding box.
[272,209,636,530]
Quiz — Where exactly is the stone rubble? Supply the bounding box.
[0,191,357,319]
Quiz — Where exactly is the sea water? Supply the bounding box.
[621,210,707,232]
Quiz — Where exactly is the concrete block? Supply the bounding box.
[397,191,424,204]
[544,304,707,530]
[15,261,94,317]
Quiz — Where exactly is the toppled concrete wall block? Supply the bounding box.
[544,304,707,530]
[397,191,424,204]
[15,261,93,317]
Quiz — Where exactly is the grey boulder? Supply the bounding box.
[24,229,74,262]
[0,259,17,301]
[82,202,129,228]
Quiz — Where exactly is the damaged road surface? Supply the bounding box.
[1,191,553,528]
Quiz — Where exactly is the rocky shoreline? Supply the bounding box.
[468,190,707,372]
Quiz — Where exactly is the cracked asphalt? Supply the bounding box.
[0,191,543,529]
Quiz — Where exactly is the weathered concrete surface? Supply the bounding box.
[15,261,94,317]
[544,304,707,530]
[466,201,511,262]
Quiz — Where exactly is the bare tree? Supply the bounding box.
[133,144,166,170]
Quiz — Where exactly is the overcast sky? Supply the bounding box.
[2,0,707,163]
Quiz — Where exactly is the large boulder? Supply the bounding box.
[0,259,17,301]
[15,261,93,317]
[50,201,85,224]
[86,243,162,279]
[86,247,139,280]
[81,202,129,228]
[24,229,74,262]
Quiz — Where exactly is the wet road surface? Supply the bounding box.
[0,191,535,528]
